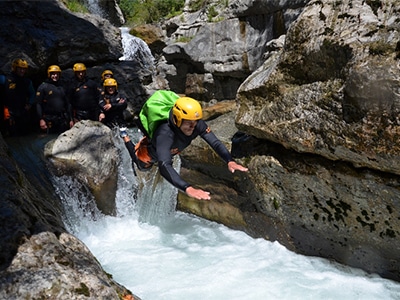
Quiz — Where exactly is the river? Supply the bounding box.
[46,129,400,300]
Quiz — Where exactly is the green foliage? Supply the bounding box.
[176,36,194,43]
[207,5,218,22]
[75,283,90,297]
[189,0,209,11]
[62,0,89,13]
[119,0,185,25]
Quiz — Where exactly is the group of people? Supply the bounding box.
[0,58,127,136]
[1,58,248,201]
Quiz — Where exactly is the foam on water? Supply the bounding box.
[75,212,400,300]
[53,129,400,300]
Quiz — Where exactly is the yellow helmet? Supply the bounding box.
[12,58,28,72]
[47,65,61,77]
[101,69,114,81]
[73,63,86,72]
[103,78,118,89]
[172,97,203,127]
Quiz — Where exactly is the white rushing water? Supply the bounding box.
[52,130,400,300]
[119,27,155,70]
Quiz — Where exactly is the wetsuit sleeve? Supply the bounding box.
[114,95,128,110]
[0,75,5,85]
[65,92,73,121]
[198,120,234,163]
[98,93,106,112]
[108,94,128,111]
[35,84,45,120]
[154,128,191,192]
[28,81,35,105]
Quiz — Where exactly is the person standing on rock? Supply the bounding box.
[36,65,74,134]
[101,69,113,84]
[120,95,248,200]
[0,58,35,136]
[67,63,101,123]
[98,78,127,128]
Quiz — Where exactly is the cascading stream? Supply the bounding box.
[49,129,400,299]
[6,130,400,299]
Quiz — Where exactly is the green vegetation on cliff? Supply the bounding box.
[62,0,184,25]
[119,0,184,25]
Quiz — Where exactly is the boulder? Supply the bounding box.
[45,120,119,215]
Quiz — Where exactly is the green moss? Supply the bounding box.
[176,36,194,43]
[273,198,279,210]
[62,0,89,13]
[369,41,393,55]
[189,0,207,11]
[75,282,90,297]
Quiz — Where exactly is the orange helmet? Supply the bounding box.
[101,69,114,81]
[172,97,203,127]
[73,63,86,72]
[47,65,61,77]
[12,58,28,72]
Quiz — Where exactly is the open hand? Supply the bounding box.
[185,186,211,200]
[228,161,248,173]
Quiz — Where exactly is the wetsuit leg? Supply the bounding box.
[125,140,138,175]
[125,140,136,160]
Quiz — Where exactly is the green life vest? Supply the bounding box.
[139,90,180,139]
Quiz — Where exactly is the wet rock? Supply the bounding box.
[44,120,119,215]
[0,133,137,299]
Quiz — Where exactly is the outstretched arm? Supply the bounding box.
[199,121,248,174]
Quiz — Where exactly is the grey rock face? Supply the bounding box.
[230,0,400,281]
[156,0,308,100]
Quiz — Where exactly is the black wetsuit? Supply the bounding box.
[0,72,35,136]
[36,78,72,134]
[126,112,234,191]
[67,76,100,121]
[99,90,127,128]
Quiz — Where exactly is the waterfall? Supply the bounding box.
[83,0,154,69]
[119,27,155,70]
[85,0,105,18]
